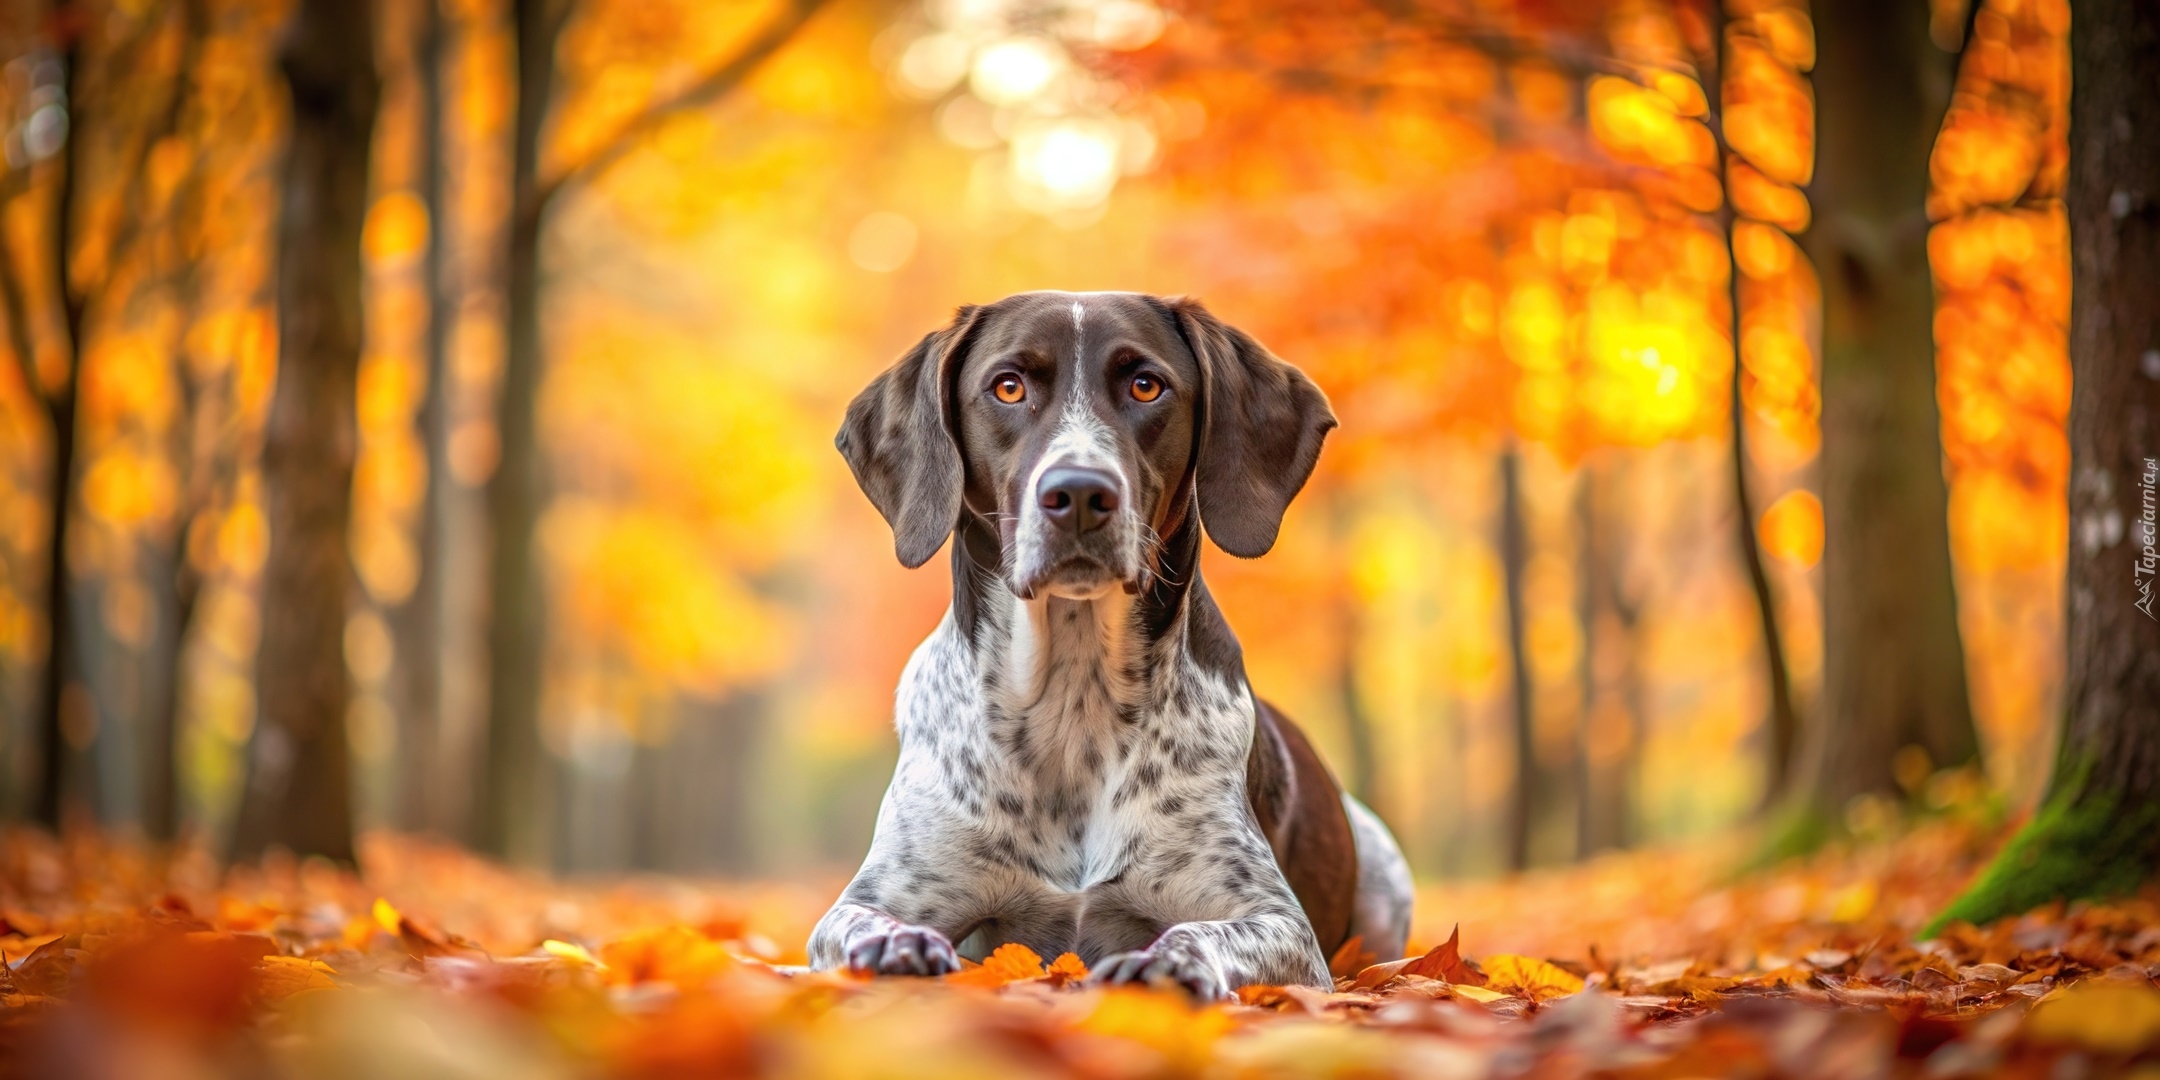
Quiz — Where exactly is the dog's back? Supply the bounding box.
[1247,700,1412,961]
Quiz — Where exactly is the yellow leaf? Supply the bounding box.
[1077,987,1233,1067]
[1479,955,1586,1002]
[2028,979,2160,1055]
[1451,984,1510,1003]
[1828,880,1878,923]
[371,898,401,937]
[542,939,606,968]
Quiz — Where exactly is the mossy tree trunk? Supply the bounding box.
[232,0,379,862]
[1934,0,2160,930]
[1792,0,1980,830]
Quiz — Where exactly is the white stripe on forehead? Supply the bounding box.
[1018,297,1122,499]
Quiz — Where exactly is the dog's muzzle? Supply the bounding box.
[1037,466,1121,534]
[1015,463,1140,600]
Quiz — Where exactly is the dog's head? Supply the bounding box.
[837,291,1335,600]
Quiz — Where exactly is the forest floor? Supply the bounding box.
[0,808,2155,1078]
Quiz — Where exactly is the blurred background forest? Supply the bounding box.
[0,0,2070,881]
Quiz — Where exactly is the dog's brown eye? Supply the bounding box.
[993,375,1026,404]
[1130,374,1163,403]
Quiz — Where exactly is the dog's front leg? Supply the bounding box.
[808,897,963,977]
[1091,906,1329,999]
[807,791,979,977]
[1090,823,1332,999]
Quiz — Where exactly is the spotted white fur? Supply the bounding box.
[807,583,1333,995]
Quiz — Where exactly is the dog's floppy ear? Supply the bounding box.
[836,305,983,567]
[1168,298,1336,558]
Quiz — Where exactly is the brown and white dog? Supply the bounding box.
[809,291,1412,997]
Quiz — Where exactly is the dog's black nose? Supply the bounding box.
[1038,467,1121,532]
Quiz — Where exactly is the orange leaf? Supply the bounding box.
[86,931,267,1038]
[947,942,1046,988]
[1352,924,1483,990]
[1403,924,1483,985]
[600,926,735,988]
[1045,951,1090,986]
[255,955,338,1000]
[1328,934,1375,979]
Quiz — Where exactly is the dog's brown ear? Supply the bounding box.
[836,306,982,567]
[1168,298,1336,558]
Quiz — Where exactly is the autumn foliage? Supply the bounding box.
[0,0,2140,1074]
[0,815,2149,1077]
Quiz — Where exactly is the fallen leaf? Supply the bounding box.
[371,898,454,958]
[1351,923,1483,990]
[2026,978,2160,1054]
[947,942,1045,987]
[600,926,734,987]
[1828,881,1878,923]
[1955,962,2018,985]
[371,898,403,938]
[1045,951,1089,986]
[256,955,338,999]
[1328,935,1375,979]
[1480,955,1586,1002]
[542,939,606,968]
[1404,924,1484,984]
[1805,949,1854,970]
[1077,985,1233,1068]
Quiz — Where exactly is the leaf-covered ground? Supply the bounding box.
[0,814,2156,1078]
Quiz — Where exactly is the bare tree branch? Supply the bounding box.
[526,0,829,215]
[91,0,203,328]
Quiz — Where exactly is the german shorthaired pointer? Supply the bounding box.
[809,291,1414,997]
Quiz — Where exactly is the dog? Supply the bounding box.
[808,291,1413,997]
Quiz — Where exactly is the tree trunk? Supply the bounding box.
[29,376,80,831]
[1575,463,1638,857]
[231,0,378,862]
[141,553,199,843]
[144,0,211,845]
[1793,0,1979,825]
[1499,445,1535,870]
[1335,616,1379,812]
[1609,555,1647,848]
[1934,0,2160,929]
[1331,496,1380,812]
[26,18,91,830]
[391,0,452,836]
[477,0,562,864]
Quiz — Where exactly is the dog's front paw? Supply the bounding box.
[845,924,961,977]
[1089,941,1231,1000]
